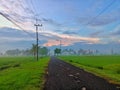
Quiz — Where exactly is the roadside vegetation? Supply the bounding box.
[0,57,50,90]
[59,55,120,85]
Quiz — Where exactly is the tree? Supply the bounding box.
[95,49,99,55]
[39,47,48,56]
[62,49,69,55]
[5,49,21,56]
[31,44,37,58]
[54,48,61,55]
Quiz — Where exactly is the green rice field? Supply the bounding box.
[0,57,50,90]
[60,56,120,85]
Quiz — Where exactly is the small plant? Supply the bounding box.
[0,65,11,70]
[75,61,79,64]
[116,70,120,74]
[69,60,73,62]
[97,66,103,70]
[13,63,20,67]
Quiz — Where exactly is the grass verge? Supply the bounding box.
[0,57,50,90]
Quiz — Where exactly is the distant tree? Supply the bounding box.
[24,49,31,56]
[111,49,114,55]
[54,48,61,55]
[39,47,48,56]
[62,49,69,55]
[88,49,93,55]
[95,50,99,55]
[31,44,37,58]
[78,49,84,55]
[0,53,3,56]
[68,49,76,55]
[5,49,21,56]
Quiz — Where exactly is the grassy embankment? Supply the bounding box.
[59,56,120,85]
[0,57,50,90]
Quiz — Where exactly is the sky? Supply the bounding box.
[0,0,120,53]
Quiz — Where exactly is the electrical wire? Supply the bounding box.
[0,12,35,39]
[30,0,38,16]
[86,0,115,25]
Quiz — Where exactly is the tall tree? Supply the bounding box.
[54,48,61,56]
[39,47,48,56]
[31,44,37,58]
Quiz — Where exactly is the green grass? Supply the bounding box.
[0,57,50,90]
[59,56,120,85]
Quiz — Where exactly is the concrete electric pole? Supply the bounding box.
[34,19,42,61]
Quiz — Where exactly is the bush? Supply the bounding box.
[97,66,103,70]
[116,70,120,74]
[69,60,73,62]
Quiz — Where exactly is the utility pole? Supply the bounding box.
[60,40,61,50]
[56,39,62,55]
[34,19,42,61]
[56,39,62,50]
[60,40,62,55]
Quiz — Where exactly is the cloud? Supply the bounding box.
[0,0,35,30]
[88,16,119,26]
[62,31,78,35]
[0,27,35,43]
[1,0,119,48]
[111,30,120,36]
[77,10,120,26]
[0,0,63,32]
[77,15,119,26]
[53,27,81,35]
[0,27,100,48]
[41,18,62,26]
[110,25,120,36]
[89,30,104,37]
[43,31,100,46]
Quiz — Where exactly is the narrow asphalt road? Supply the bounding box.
[44,57,120,90]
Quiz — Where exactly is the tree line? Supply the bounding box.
[4,48,99,56]
[3,45,117,56]
[5,44,49,56]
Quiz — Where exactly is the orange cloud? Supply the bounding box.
[43,33,100,47]
[43,39,74,47]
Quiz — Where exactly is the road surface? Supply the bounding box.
[44,57,120,90]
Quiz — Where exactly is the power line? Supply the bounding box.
[25,0,35,16]
[30,0,38,16]
[86,0,115,25]
[0,12,34,38]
